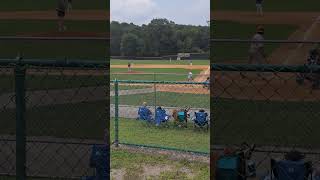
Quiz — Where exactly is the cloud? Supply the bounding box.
[111,0,209,26]
[111,0,157,24]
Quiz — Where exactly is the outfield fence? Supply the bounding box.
[111,73,209,82]
[110,79,210,155]
[0,58,108,179]
[212,63,320,178]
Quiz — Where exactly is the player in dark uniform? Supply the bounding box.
[67,0,72,11]
[296,45,320,89]
[56,0,67,32]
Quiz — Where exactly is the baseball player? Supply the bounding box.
[245,25,267,79]
[128,62,132,72]
[187,71,193,81]
[67,0,72,11]
[203,77,210,90]
[56,0,67,32]
[256,0,264,16]
[296,44,320,89]
[249,25,266,65]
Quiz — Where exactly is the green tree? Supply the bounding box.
[120,33,139,56]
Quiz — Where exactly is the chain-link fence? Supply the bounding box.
[212,63,320,179]
[0,58,108,179]
[111,73,209,82]
[110,80,210,155]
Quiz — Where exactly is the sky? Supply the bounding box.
[111,0,210,26]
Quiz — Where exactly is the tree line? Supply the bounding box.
[111,18,210,57]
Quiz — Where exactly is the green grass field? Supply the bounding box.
[110,84,150,90]
[111,149,209,180]
[111,92,209,109]
[0,101,107,139]
[111,59,210,65]
[212,21,297,63]
[212,0,320,11]
[111,68,202,81]
[0,75,106,95]
[0,20,107,59]
[0,0,107,11]
[111,119,209,153]
[213,98,320,148]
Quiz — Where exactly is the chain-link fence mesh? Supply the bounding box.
[0,59,108,179]
[212,64,320,179]
[111,80,210,154]
[111,73,208,82]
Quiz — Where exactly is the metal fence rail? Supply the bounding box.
[111,79,210,155]
[0,59,108,179]
[211,63,320,178]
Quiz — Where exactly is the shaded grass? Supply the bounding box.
[111,149,209,180]
[111,59,210,65]
[0,101,107,139]
[0,75,106,94]
[213,98,320,148]
[110,84,151,90]
[111,92,210,109]
[0,20,107,59]
[110,119,209,153]
[212,0,320,11]
[212,21,297,63]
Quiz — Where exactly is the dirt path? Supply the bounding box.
[111,64,208,70]
[211,11,320,25]
[283,16,320,65]
[211,11,320,101]
[111,64,210,94]
[0,10,109,20]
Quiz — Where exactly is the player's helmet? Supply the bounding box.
[257,25,264,33]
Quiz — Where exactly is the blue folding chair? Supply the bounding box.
[155,107,169,126]
[82,145,109,180]
[137,106,153,122]
[193,111,209,130]
[271,159,312,180]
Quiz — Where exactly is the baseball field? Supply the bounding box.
[211,0,320,150]
[109,58,210,179]
[110,59,210,148]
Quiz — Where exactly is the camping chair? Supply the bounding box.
[155,107,170,126]
[173,108,188,128]
[193,111,209,130]
[271,159,312,180]
[82,144,109,180]
[137,106,153,123]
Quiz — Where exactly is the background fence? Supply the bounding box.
[0,58,108,179]
[212,63,320,178]
[111,73,209,82]
[110,80,210,155]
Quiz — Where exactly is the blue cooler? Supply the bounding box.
[216,155,243,180]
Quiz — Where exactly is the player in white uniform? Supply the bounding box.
[188,71,193,81]
[249,26,266,65]
[243,26,267,79]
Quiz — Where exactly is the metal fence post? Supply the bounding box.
[114,79,119,147]
[153,73,156,121]
[15,62,26,179]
